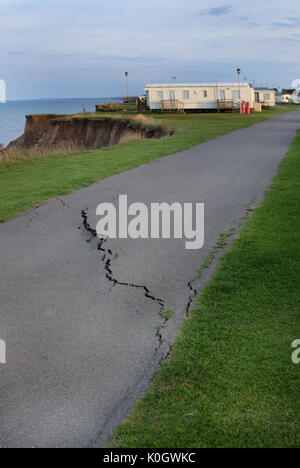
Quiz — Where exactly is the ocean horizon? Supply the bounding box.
[0,97,124,147]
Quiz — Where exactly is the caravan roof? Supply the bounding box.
[145,82,251,88]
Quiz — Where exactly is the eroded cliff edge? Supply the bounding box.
[6,114,170,152]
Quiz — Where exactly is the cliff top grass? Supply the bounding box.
[24,112,140,122]
[53,112,167,129]
[23,112,166,131]
[0,107,296,222]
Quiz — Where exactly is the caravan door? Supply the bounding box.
[169,90,176,109]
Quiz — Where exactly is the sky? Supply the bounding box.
[0,0,300,99]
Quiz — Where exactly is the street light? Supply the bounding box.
[124,72,130,99]
[237,68,242,114]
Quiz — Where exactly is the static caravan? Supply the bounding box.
[281,94,292,103]
[254,88,276,107]
[144,82,254,112]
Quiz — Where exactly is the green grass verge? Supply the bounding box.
[110,130,300,448]
[0,108,293,222]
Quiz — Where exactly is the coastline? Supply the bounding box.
[0,97,124,147]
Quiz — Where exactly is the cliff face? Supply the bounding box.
[7,114,169,152]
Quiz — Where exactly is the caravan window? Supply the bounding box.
[157,91,164,100]
[264,93,270,100]
[232,90,240,99]
[183,90,189,99]
[203,90,208,98]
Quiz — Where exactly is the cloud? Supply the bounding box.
[204,6,232,16]
[8,51,24,56]
[271,17,300,28]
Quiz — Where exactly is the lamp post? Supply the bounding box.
[125,72,129,99]
[237,68,242,114]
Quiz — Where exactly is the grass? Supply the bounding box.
[0,107,294,222]
[110,130,300,448]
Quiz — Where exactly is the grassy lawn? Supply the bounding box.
[0,108,293,222]
[110,131,300,448]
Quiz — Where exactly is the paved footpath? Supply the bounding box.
[0,110,299,447]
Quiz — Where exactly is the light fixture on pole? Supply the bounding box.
[125,72,130,99]
[237,68,242,114]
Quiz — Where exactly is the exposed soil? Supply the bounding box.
[6,114,170,152]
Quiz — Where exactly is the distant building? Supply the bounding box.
[144,82,255,112]
[254,88,276,107]
[281,94,292,104]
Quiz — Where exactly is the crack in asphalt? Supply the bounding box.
[80,207,242,363]
[80,209,167,357]
[186,280,198,316]
[183,199,260,319]
[57,197,69,208]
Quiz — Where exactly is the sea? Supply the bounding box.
[0,97,124,147]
